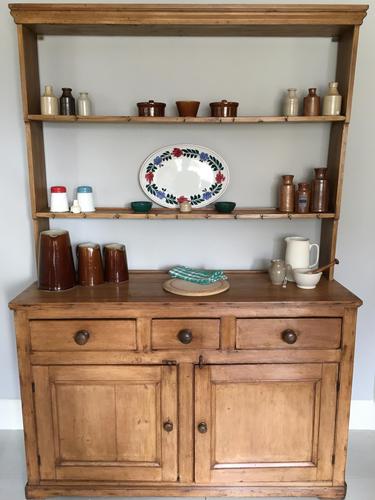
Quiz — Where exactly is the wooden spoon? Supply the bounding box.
[307,258,339,274]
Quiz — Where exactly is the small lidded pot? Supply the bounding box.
[77,186,95,213]
[210,100,239,117]
[50,185,69,213]
[137,100,166,117]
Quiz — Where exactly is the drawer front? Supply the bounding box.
[152,319,220,349]
[236,318,341,349]
[30,320,137,351]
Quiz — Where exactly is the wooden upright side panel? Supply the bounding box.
[333,308,358,485]
[16,25,40,117]
[14,311,40,484]
[321,26,361,279]
[337,27,360,120]
[17,26,49,255]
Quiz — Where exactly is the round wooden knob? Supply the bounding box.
[198,422,208,434]
[163,420,173,432]
[74,330,90,345]
[281,329,297,344]
[177,329,193,344]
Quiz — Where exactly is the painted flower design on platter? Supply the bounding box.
[143,146,228,207]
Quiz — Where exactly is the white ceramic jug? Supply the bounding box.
[285,237,319,281]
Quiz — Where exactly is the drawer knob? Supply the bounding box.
[74,330,90,345]
[281,329,297,344]
[163,420,174,432]
[197,422,208,434]
[177,329,193,344]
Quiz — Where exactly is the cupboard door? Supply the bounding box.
[33,365,177,482]
[195,363,338,483]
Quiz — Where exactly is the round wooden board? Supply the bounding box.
[163,278,230,296]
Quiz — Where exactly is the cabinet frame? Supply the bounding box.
[10,3,368,279]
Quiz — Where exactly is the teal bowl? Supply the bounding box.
[215,201,236,213]
[131,201,152,213]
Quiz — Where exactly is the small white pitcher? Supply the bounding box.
[285,236,319,281]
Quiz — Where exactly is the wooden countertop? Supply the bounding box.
[9,272,362,310]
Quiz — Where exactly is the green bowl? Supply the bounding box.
[215,201,236,213]
[131,201,152,213]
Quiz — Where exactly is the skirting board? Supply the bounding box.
[0,399,374,430]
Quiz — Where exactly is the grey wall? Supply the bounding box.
[1,0,374,402]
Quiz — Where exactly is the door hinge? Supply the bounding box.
[162,359,177,366]
[37,454,41,466]
[332,454,336,465]
[32,382,35,393]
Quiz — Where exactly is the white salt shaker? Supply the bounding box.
[77,92,92,116]
[50,186,69,212]
[77,186,95,212]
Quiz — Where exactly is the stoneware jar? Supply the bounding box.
[322,82,342,116]
[268,259,287,285]
[311,167,329,212]
[60,87,75,115]
[303,88,320,116]
[77,92,92,116]
[282,88,299,116]
[40,85,59,115]
[278,174,295,213]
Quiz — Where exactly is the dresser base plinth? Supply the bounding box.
[26,483,347,499]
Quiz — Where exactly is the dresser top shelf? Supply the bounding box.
[9,272,361,310]
[9,3,368,37]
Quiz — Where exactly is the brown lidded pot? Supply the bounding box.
[77,242,104,286]
[38,229,76,291]
[137,100,166,117]
[210,100,239,117]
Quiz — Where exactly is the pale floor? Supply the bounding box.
[0,431,374,500]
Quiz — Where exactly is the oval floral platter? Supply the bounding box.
[139,144,230,208]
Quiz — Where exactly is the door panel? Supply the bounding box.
[33,365,177,482]
[195,363,338,484]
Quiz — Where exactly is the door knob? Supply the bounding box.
[281,329,297,344]
[197,422,208,434]
[177,329,193,344]
[163,420,174,432]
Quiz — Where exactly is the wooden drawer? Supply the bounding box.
[152,319,220,349]
[30,320,137,351]
[236,318,341,349]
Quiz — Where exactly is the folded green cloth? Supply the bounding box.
[169,266,227,285]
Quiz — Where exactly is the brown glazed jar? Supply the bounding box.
[77,243,104,286]
[279,174,295,213]
[103,243,129,283]
[137,100,166,117]
[210,100,239,117]
[311,168,329,212]
[295,182,311,213]
[303,88,320,116]
[38,229,76,290]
